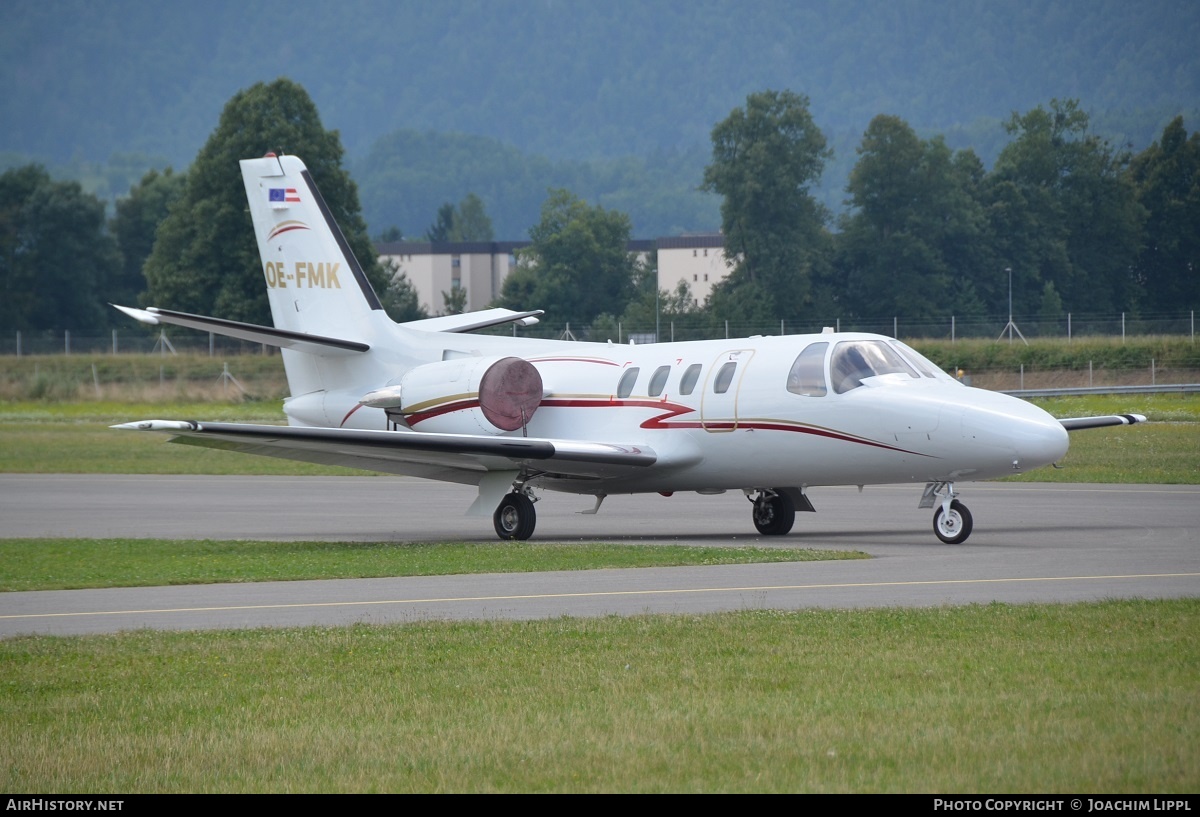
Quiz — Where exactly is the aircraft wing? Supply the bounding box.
[111,420,656,484]
[1059,413,1147,431]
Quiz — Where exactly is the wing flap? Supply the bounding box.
[112,420,655,482]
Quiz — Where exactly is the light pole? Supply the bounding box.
[655,283,660,344]
[1003,267,1012,338]
[998,266,1027,345]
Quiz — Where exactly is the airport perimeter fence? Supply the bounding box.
[568,311,1199,345]
[4,310,1196,356]
[2,312,1198,397]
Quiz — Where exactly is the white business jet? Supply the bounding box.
[113,153,1145,544]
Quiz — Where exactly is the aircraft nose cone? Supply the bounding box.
[957,391,1069,476]
[1013,411,1070,471]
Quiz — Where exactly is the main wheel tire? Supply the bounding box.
[752,491,796,536]
[933,499,973,544]
[493,492,536,540]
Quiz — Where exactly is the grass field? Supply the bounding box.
[2,601,1196,793]
[0,538,866,592]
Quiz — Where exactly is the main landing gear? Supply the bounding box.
[921,482,974,544]
[494,491,537,540]
[748,489,797,536]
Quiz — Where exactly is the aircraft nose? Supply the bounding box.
[1012,410,1070,471]
[957,392,1069,476]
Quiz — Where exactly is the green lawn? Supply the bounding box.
[2,600,1195,793]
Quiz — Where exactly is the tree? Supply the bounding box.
[143,78,386,325]
[425,194,495,242]
[450,193,494,242]
[836,115,988,321]
[374,225,403,243]
[1038,280,1064,335]
[440,287,468,315]
[377,258,428,322]
[1127,117,1200,313]
[425,203,455,242]
[109,167,187,310]
[0,164,120,333]
[987,99,1145,315]
[702,89,831,321]
[497,188,636,328]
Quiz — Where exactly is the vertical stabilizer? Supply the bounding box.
[240,154,388,398]
[240,154,383,340]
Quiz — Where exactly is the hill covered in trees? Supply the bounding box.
[2,0,1197,238]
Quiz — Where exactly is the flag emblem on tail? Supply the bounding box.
[269,188,302,205]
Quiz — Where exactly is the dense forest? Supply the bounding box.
[2,0,1197,238]
[1,4,1197,339]
[3,80,1196,340]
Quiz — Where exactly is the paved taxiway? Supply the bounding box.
[1,475,1197,637]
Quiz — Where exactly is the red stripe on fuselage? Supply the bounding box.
[404,396,930,457]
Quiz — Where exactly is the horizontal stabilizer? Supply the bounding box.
[400,308,544,334]
[112,420,656,483]
[111,304,369,355]
[1059,414,1147,431]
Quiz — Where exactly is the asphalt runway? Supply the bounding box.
[1,474,1197,637]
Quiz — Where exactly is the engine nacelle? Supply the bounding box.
[361,356,543,435]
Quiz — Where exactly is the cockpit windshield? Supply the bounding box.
[888,340,956,381]
[830,340,919,393]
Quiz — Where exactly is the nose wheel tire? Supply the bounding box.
[933,499,973,544]
[494,492,536,541]
[752,491,796,536]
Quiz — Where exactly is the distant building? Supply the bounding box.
[656,234,727,307]
[375,241,525,314]
[376,234,728,315]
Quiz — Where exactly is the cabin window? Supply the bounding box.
[648,365,671,397]
[831,340,920,394]
[617,367,640,398]
[679,363,702,395]
[713,361,737,394]
[786,341,829,396]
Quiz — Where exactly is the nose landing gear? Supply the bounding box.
[921,482,974,544]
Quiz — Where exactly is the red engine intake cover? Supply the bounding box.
[478,357,543,431]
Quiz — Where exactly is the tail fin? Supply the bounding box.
[240,154,384,343]
[241,154,397,399]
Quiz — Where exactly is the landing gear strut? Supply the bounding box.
[494,491,536,540]
[749,489,796,536]
[921,482,973,544]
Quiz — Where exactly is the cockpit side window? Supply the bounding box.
[831,341,919,394]
[786,341,828,396]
